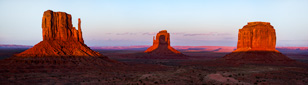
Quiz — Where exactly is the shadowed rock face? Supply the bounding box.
[145,30,181,54]
[221,22,295,65]
[14,10,102,57]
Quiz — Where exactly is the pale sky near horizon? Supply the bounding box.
[0,0,307,46]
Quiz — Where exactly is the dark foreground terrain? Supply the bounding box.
[0,47,308,84]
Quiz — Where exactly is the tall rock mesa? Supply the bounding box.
[145,30,181,54]
[15,10,102,57]
[0,10,117,72]
[235,22,277,52]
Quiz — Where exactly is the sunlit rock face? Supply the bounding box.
[221,22,295,65]
[15,10,102,57]
[235,22,277,52]
[145,30,181,54]
[42,10,84,42]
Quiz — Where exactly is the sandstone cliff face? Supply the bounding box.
[42,10,84,43]
[235,22,277,52]
[221,22,294,65]
[145,30,181,54]
[15,10,102,57]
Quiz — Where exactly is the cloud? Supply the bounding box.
[105,33,113,35]
[170,32,185,35]
[104,32,232,37]
[181,32,232,36]
[142,32,156,35]
[106,32,155,35]
[141,32,232,37]
[116,32,137,35]
[104,32,137,35]
[183,33,211,36]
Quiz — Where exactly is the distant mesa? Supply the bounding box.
[220,22,295,65]
[145,30,181,54]
[15,10,102,57]
[143,30,187,59]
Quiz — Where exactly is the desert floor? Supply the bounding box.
[0,48,307,84]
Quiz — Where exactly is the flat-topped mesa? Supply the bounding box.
[235,21,278,52]
[145,30,181,54]
[220,21,295,65]
[42,10,83,43]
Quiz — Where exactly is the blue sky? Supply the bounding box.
[0,0,307,46]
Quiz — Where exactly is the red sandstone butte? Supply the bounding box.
[145,30,181,54]
[235,22,277,52]
[14,10,102,57]
[0,10,117,72]
[221,22,295,65]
